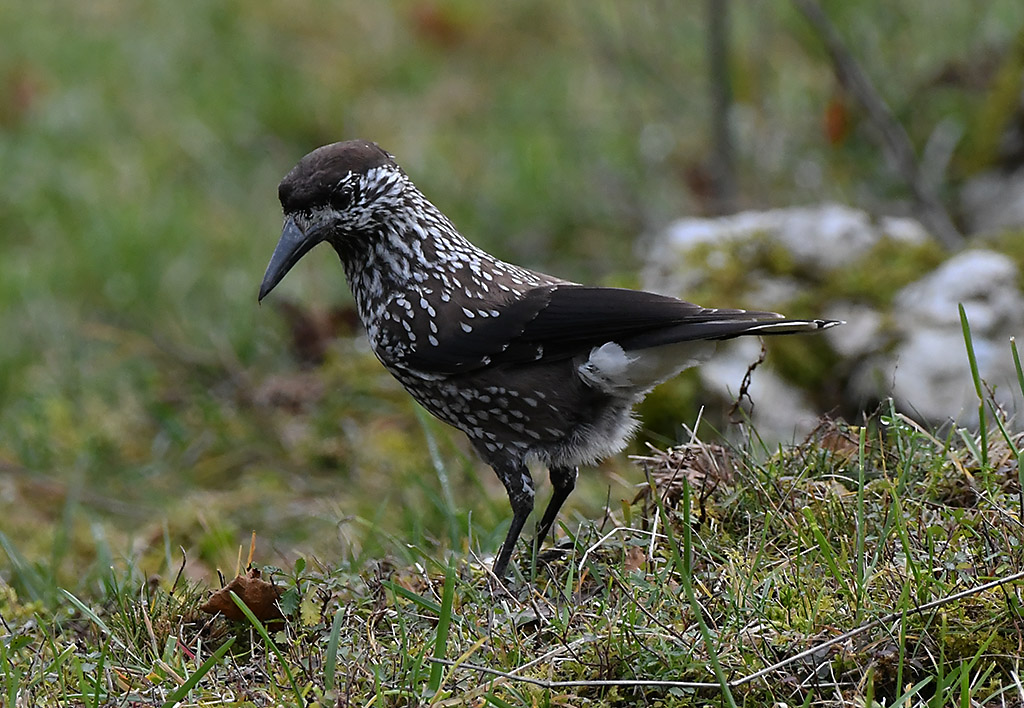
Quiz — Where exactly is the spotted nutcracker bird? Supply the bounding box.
[259,140,841,578]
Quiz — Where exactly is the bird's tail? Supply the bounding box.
[620,316,843,350]
[725,318,843,337]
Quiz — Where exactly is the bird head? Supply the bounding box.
[258,140,403,302]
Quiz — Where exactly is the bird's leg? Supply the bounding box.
[490,463,536,579]
[533,466,578,551]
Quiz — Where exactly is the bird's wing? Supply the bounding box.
[513,285,786,350]
[394,284,812,376]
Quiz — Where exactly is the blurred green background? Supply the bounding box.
[1,0,1022,584]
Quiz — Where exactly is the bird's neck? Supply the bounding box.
[333,197,492,318]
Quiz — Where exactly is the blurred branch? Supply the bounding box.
[707,0,737,214]
[792,0,963,250]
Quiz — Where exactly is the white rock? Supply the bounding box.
[643,205,1023,434]
[893,250,1019,334]
[644,203,926,296]
[879,215,930,244]
[823,303,883,359]
[859,249,1023,427]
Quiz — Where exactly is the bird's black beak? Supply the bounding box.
[258,216,325,302]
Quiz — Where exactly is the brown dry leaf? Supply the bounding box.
[623,546,647,573]
[200,567,284,622]
[391,570,430,596]
[818,431,859,461]
[807,418,860,462]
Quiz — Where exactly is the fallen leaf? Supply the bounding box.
[623,546,646,573]
[808,417,860,462]
[200,567,284,622]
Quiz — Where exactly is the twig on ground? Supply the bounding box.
[433,569,1024,692]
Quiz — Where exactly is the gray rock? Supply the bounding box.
[823,303,884,359]
[644,203,927,295]
[856,250,1023,426]
[643,204,1023,435]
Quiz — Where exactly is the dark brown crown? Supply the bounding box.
[278,140,396,212]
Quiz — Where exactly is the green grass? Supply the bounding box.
[2,391,1022,706]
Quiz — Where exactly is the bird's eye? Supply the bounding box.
[331,182,356,210]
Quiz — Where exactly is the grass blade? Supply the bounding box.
[665,481,738,708]
[324,606,345,693]
[801,507,852,601]
[90,639,108,708]
[0,531,45,603]
[160,636,236,707]
[380,580,443,614]
[1013,337,1024,517]
[890,677,934,708]
[59,589,126,651]
[427,560,457,697]
[483,693,518,708]
[1012,337,1023,398]
[855,424,868,620]
[229,590,304,704]
[958,304,988,468]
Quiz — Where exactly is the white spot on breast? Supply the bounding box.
[460,322,473,333]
